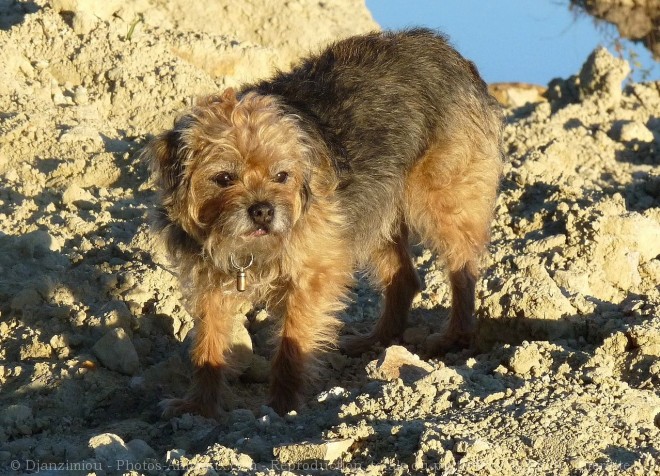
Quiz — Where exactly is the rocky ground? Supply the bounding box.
[0,1,659,475]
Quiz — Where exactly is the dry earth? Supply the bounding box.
[1,1,659,475]
[570,0,660,60]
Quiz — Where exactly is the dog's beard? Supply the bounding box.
[202,202,294,272]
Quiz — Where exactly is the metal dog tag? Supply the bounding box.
[230,253,253,293]
[236,270,247,292]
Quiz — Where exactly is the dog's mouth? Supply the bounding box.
[247,227,270,237]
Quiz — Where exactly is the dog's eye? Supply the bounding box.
[213,172,234,187]
[274,171,289,183]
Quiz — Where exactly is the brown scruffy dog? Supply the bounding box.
[145,28,503,417]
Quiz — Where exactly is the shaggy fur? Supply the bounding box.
[145,28,503,417]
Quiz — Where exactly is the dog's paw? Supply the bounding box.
[339,333,380,357]
[268,395,298,416]
[268,383,301,416]
[159,398,219,419]
[424,331,474,358]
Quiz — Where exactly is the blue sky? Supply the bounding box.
[366,0,658,85]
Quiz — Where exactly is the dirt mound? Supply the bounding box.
[571,0,660,59]
[1,1,659,475]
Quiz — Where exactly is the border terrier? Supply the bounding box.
[145,28,503,417]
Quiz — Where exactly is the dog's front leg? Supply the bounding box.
[162,289,240,418]
[268,272,348,415]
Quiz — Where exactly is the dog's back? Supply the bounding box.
[245,28,502,264]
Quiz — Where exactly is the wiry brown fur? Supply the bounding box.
[144,28,503,417]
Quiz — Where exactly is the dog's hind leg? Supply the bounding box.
[341,223,422,356]
[405,129,502,356]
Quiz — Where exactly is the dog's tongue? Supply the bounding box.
[253,228,268,237]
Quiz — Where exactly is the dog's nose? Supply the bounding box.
[248,202,274,226]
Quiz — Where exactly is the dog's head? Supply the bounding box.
[145,89,334,270]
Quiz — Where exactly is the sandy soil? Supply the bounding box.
[0,1,658,475]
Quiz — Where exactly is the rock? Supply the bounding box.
[546,75,578,105]
[49,334,69,349]
[439,450,456,469]
[92,328,140,375]
[242,354,270,383]
[483,391,506,404]
[578,46,630,108]
[175,413,194,430]
[62,183,95,208]
[326,351,349,371]
[166,449,186,463]
[526,234,567,254]
[592,212,660,294]
[20,336,53,360]
[72,11,98,36]
[18,230,57,257]
[628,324,660,357]
[249,309,270,331]
[52,90,68,105]
[88,433,133,466]
[317,386,347,403]
[454,438,491,455]
[508,342,546,376]
[100,301,133,330]
[611,120,655,143]
[597,332,629,357]
[481,259,578,346]
[234,453,254,470]
[322,439,354,463]
[59,125,103,146]
[424,366,464,385]
[126,439,156,460]
[1,404,34,436]
[599,213,660,264]
[230,408,256,427]
[239,435,269,462]
[171,444,253,475]
[273,438,354,464]
[205,444,254,471]
[365,345,433,383]
[618,390,660,426]
[10,288,42,310]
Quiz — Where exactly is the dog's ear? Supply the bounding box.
[195,88,238,118]
[220,87,237,103]
[145,126,187,193]
[306,152,340,197]
[297,154,340,219]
